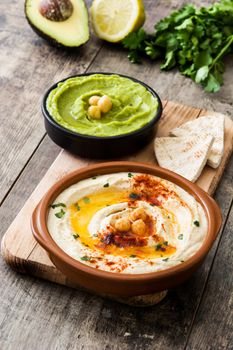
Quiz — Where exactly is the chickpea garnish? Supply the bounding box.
[131,219,146,236]
[89,95,100,106]
[114,218,131,232]
[130,207,148,222]
[98,95,112,113]
[88,106,101,119]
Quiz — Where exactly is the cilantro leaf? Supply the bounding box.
[122,1,233,92]
[122,28,148,50]
[80,256,91,261]
[204,73,221,92]
[55,208,65,219]
[83,197,90,204]
[51,203,66,209]
[195,66,209,83]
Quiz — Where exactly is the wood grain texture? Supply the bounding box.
[0,0,100,203]
[0,0,233,349]
[185,203,233,350]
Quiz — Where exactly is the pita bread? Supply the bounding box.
[170,114,225,168]
[154,134,213,182]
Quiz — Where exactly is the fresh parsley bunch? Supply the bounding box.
[122,0,233,92]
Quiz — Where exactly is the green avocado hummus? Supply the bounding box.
[46,74,159,137]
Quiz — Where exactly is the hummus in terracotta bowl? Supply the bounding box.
[31,162,222,297]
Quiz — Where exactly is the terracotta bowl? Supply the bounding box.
[31,162,222,297]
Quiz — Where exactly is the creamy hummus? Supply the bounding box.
[46,74,159,137]
[47,172,208,274]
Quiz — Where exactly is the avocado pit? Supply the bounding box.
[39,0,73,22]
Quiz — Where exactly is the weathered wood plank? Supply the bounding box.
[185,203,233,350]
[0,0,233,349]
[0,0,101,203]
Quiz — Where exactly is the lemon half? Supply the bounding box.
[90,0,145,43]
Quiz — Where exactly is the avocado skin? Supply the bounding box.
[24,0,89,49]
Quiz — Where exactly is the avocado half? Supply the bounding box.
[25,0,89,48]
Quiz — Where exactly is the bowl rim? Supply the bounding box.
[31,161,222,283]
[41,72,163,140]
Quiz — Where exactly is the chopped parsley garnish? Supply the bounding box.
[51,203,66,209]
[83,197,90,204]
[150,203,155,207]
[129,254,137,258]
[93,233,98,238]
[156,241,168,251]
[128,173,133,178]
[73,233,79,239]
[92,176,97,179]
[162,258,169,262]
[80,256,91,261]
[129,192,140,200]
[55,208,65,218]
[74,203,81,211]
[103,183,109,188]
[178,234,183,240]
[194,220,200,227]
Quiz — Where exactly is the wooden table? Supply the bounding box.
[0,0,232,349]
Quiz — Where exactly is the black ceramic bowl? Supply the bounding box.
[42,72,163,159]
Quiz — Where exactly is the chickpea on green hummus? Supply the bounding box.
[46,74,159,137]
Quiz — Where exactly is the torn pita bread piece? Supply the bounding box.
[154,134,213,182]
[170,114,225,168]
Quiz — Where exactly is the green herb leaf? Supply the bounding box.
[122,28,148,50]
[51,203,66,209]
[73,233,79,239]
[162,258,169,262]
[55,208,65,219]
[129,193,140,200]
[164,241,168,246]
[195,66,209,83]
[127,50,141,64]
[155,243,162,251]
[128,172,134,178]
[122,1,233,92]
[74,203,81,211]
[129,254,137,258]
[160,51,176,70]
[194,220,200,227]
[204,73,221,92]
[92,176,97,180]
[178,234,183,240]
[103,183,109,188]
[80,256,91,261]
[83,197,90,204]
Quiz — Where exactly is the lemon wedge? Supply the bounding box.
[90,0,145,43]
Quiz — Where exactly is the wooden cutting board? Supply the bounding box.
[1,100,233,306]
